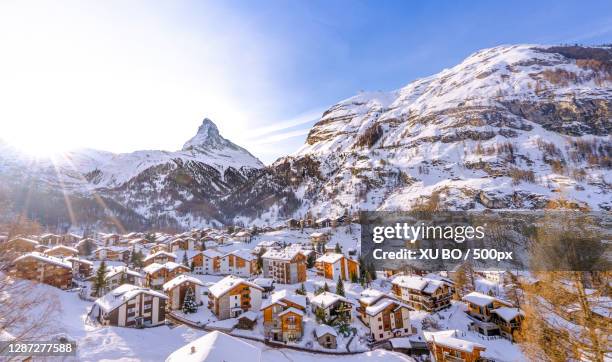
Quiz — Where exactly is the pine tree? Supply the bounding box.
[93,260,108,297]
[336,277,345,296]
[315,307,327,324]
[190,260,195,272]
[131,250,144,268]
[334,242,341,253]
[296,283,307,295]
[200,240,207,251]
[306,253,315,268]
[182,287,198,314]
[350,272,358,284]
[323,282,330,292]
[182,251,189,267]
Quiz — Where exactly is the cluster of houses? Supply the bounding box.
[0,225,529,361]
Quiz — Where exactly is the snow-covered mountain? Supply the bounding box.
[232,44,611,223]
[0,119,264,230]
[1,44,610,230]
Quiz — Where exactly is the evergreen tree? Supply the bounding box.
[296,283,307,295]
[200,240,207,251]
[350,272,358,284]
[182,287,198,314]
[364,270,372,288]
[323,282,330,292]
[182,251,189,267]
[119,270,126,285]
[315,307,327,324]
[190,260,195,272]
[336,277,345,296]
[93,260,108,297]
[334,242,341,253]
[306,253,316,269]
[368,262,377,280]
[131,250,144,268]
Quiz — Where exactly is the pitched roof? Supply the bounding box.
[261,289,307,310]
[311,292,352,309]
[314,324,337,338]
[94,284,167,313]
[208,275,262,298]
[491,307,524,322]
[45,245,78,254]
[278,307,304,317]
[14,252,71,269]
[165,331,261,362]
[462,292,497,307]
[316,253,344,264]
[143,251,177,262]
[163,275,205,291]
[261,247,301,261]
[423,330,485,353]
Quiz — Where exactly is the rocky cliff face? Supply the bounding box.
[1,44,610,230]
[232,44,611,223]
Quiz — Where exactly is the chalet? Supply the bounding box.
[236,311,258,330]
[149,243,169,255]
[261,247,307,284]
[315,253,359,281]
[143,262,190,289]
[91,284,167,328]
[67,257,94,279]
[208,275,263,320]
[361,294,412,341]
[100,233,121,246]
[220,249,257,277]
[310,292,353,323]
[94,246,130,262]
[12,252,73,289]
[44,245,78,258]
[286,218,300,229]
[261,289,307,342]
[2,237,39,253]
[191,249,223,275]
[143,251,177,266]
[61,233,82,244]
[169,238,189,252]
[104,266,144,291]
[423,330,486,362]
[253,277,275,298]
[253,240,280,254]
[166,331,261,362]
[309,232,329,254]
[391,275,454,312]
[490,307,524,341]
[314,324,338,349]
[75,238,97,256]
[357,288,386,321]
[163,275,205,310]
[233,231,252,242]
[462,292,513,322]
[39,233,62,246]
[315,217,331,228]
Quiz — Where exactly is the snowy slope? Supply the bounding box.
[234,44,611,222]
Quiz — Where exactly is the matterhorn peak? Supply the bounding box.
[182,118,225,151]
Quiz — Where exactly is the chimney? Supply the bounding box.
[190,346,196,354]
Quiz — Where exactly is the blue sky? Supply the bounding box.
[0,1,611,163]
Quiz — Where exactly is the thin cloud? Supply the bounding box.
[244,107,325,139]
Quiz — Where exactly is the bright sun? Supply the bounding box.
[9,135,73,158]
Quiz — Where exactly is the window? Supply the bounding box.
[379,334,383,339]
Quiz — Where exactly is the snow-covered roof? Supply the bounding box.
[365,296,409,316]
[94,284,167,313]
[261,247,301,261]
[261,289,306,310]
[46,245,78,254]
[252,278,274,288]
[310,232,326,238]
[392,275,448,294]
[257,240,279,247]
[106,266,143,280]
[201,249,223,259]
[143,251,177,262]
[359,288,385,305]
[314,324,337,338]
[389,337,411,349]
[278,307,304,317]
[14,252,71,269]
[66,257,94,265]
[315,253,344,264]
[165,330,261,362]
[311,292,352,309]
[163,275,204,291]
[423,330,485,353]
[238,311,258,322]
[492,307,524,322]
[208,275,262,298]
[228,249,255,261]
[462,291,497,307]
[8,237,39,245]
[143,263,165,274]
